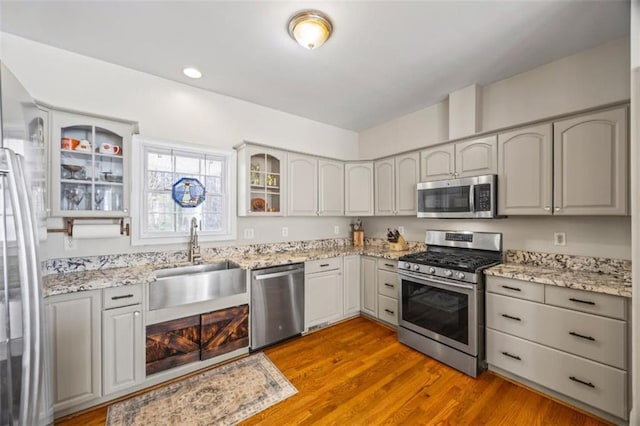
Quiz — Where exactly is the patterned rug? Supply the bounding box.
[107,352,297,426]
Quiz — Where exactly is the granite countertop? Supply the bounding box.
[484,263,631,298]
[43,245,418,297]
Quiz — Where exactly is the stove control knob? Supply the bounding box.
[403,262,411,269]
[444,270,453,277]
[428,267,436,274]
[413,264,421,271]
[456,272,465,280]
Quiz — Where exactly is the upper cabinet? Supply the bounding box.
[345,162,374,216]
[237,144,286,216]
[50,111,133,217]
[287,153,318,216]
[318,159,344,216]
[498,107,628,216]
[420,135,497,182]
[374,152,420,216]
[498,123,553,215]
[553,108,628,215]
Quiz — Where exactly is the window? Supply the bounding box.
[131,136,236,245]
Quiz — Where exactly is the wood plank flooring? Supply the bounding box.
[57,317,610,425]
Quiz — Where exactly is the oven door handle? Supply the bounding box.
[400,271,474,290]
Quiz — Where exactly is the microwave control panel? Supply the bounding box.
[474,184,492,212]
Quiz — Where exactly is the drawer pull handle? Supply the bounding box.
[320,263,330,267]
[569,376,595,388]
[384,309,395,315]
[501,351,521,361]
[569,331,595,342]
[569,297,595,306]
[384,283,395,288]
[501,285,521,292]
[384,263,395,268]
[111,294,134,300]
[501,314,522,322]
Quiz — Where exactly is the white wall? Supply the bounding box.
[1,33,359,259]
[359,37,630,158]
[362,216,631,260]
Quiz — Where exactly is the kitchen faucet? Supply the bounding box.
[188,217,202,263]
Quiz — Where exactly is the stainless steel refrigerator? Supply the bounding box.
[0,62,52,425]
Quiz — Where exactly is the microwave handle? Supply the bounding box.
[469,184,475,212]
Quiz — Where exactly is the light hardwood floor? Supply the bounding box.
[57,317,611,425]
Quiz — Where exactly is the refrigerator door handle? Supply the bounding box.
[4,148,44,426]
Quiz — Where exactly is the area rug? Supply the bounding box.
[106,352,297,426]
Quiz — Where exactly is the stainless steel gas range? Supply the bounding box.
[397,230,502,377]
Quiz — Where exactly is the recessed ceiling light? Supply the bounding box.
[182,67,202,79]
[288,10,333,50]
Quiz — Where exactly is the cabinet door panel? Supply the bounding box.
[360,257,378,317]
[287,153,318,216]
[102,304,143,395]
[305,271,343,329]
[47,291,101,411]
[420,145,454,182]
[343,255,361,316]
[345,163,374,216]
[145,315,200,376]
[201,305,249,360]
[318,159,344,215]
[497,124,552,215]
[395,152,420,215]
[374,159,395,215]
[455,135,497,178]
[553,108,627,215]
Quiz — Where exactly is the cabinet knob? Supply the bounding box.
[544,207,550,211]
[134,311,140,317]
[123,208,129,213]
[555,207,560,211]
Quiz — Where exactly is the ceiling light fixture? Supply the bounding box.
[288,10,333,50]
[182,67,202,79]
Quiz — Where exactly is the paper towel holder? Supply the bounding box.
[48,217,130,237]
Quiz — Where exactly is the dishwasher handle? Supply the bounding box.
[254,268,304,281]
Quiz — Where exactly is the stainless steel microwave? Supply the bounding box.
[417,174,497,218]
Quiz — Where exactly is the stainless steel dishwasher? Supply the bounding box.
[250,263,304,351]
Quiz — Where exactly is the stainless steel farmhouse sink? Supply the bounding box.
[149,261,246,310]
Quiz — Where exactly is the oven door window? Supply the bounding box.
[418,186,470,213]
[402,279,469,345]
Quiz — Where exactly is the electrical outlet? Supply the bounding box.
[282,227,288,237]
[554,232,566,246]
[243,228,254,239]
[398,226,405,235]
[64,235,78,251]
[334,225,340,235]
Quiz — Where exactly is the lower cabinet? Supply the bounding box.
[343,255,361,316]
[486,276,629,421]
[360,257,398,326]
[360,256,377,317]
[102,304,144,395]
[305,258,344,329]
[201,305,249,360]
[46,290,102,412]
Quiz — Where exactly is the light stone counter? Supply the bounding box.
[484,250,631,298]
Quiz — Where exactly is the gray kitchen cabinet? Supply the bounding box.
[50,110,133,218]
[497,123,553,215]
[318,159,344,216]
[287,153,318,216]
[343,255,361,316]
[376,259,398,326]
[553,107,628,215]
[102,300,144,395]
[374,153,420,216]
[345,162,374,216]
[46,290,102,412]
[420,136,497,182]
[360,256,377,317]
[304,258,344,329]
[237,143,286,216]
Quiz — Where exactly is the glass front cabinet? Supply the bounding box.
[50,111,134,217]
[237,144,286,216]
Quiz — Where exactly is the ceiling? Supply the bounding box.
[0,1,630,131]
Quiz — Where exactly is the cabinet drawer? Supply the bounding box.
[486,276,544,302]
[377,295,398,326]
[545,286,627,320]
[377,270,399,298]
[487,329,627,419]
[103,285,142,309]
[487,293,626,369]
[305,257,342,274]
[377,259,397,272]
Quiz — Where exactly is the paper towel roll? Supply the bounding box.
[72,224,121,239]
